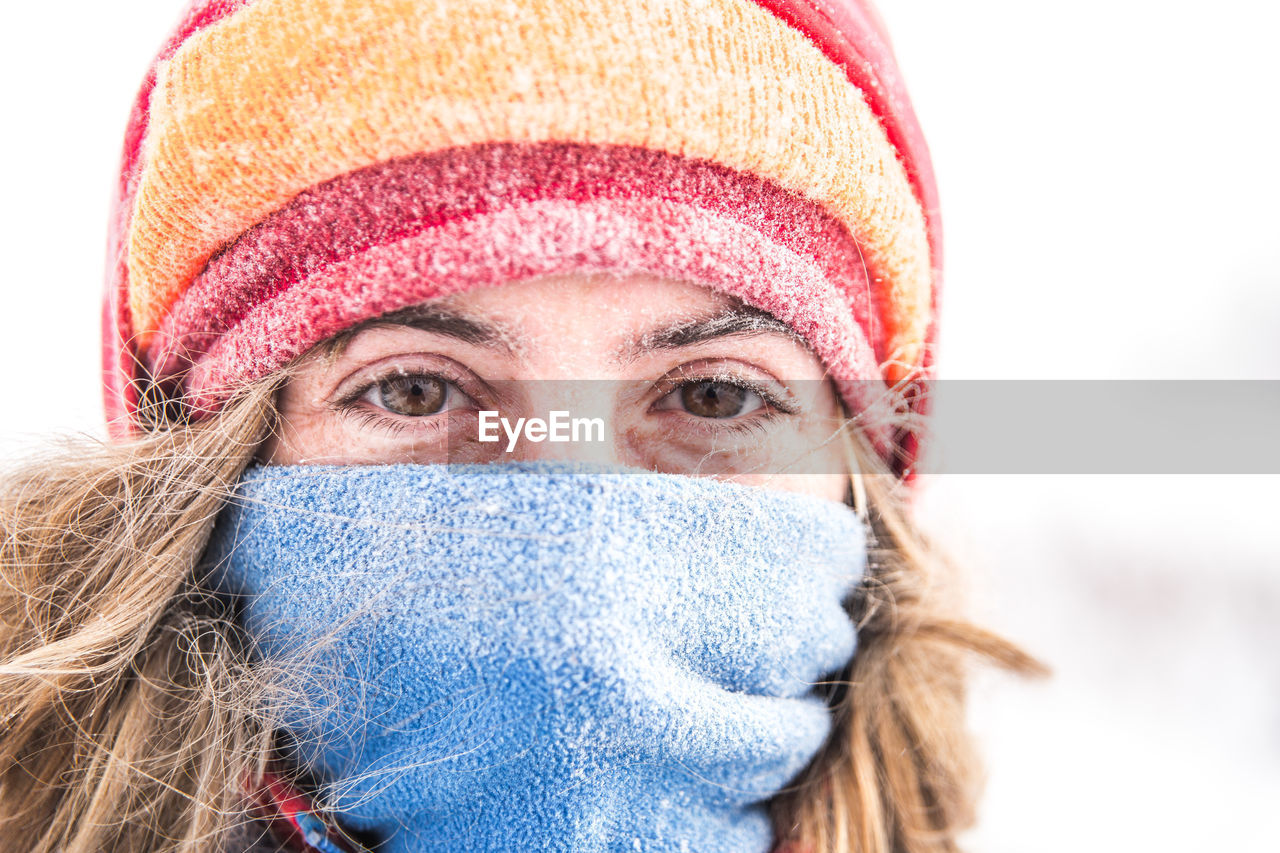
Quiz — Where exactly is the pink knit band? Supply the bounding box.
[153,143,880,371]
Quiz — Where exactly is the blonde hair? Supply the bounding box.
[0,376,1042,853]
[770,415,1046,852]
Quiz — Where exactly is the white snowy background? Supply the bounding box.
[2,1,1276,850]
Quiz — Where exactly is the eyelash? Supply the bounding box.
[702,409,783,437]
[332,369,796,433]
[339,406,420,437]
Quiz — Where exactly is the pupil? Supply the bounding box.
[682,381,746,418]
[380,375,446,415]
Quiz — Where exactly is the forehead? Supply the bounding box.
[311,272,826,381]
[338,273,767,355]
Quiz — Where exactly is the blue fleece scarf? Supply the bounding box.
[206,461,866,853]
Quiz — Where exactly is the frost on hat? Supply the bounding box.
[102,0,941,476]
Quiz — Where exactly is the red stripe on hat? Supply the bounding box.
[149,142,881,388]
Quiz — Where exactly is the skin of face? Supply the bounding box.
[264,273,850,503]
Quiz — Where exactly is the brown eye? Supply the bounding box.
[679,380,758,418]
[376,374,448,416]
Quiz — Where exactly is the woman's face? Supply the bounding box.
[264,273,850,503]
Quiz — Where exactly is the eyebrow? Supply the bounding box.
[326,301,802,362]
[324,304,516,355]
[619,303,803,364]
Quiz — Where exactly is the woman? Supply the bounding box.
[0,0,1038,851]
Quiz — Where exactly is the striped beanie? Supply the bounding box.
[102,0,941,475]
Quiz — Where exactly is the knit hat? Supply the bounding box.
[102,0,941,476]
